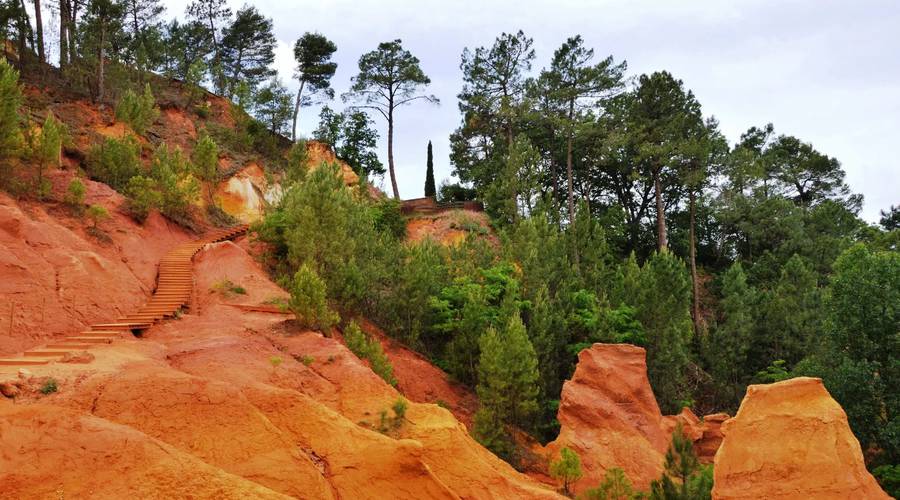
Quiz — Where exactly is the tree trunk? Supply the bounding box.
[96,24,105,103]
[387,105,399,198]
[58,0,68,66]
[67,0,79,64]
[565,100,576,223]
[33,0,44,63]
[291,80,306,142]
[689,189,702,336]
[654,167,668,251]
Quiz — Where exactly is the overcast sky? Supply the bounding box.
[160,0,898,222]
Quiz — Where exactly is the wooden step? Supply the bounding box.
[46,343,93,349]
[79,331,123,336]
[0,358,49,366]
[24,350,72,357]
[66,336,114,344]
[91,323,152,330]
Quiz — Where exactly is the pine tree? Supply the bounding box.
[291,32,337,141]
[191,133,218,182]
[343,39,438,198]
[220,5,275,98]
[30,112,66,197]
[0,59,23,161]
[339,110,383,178]
[707,262,755,408]
[424,140,436,198]
[473,312,540,454]
[632,251,694,413]
[550,447,583,496]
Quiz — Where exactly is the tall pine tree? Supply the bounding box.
[291,32,337,141]
[424,140,436,197]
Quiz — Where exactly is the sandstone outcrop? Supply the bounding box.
[712,377,889,500]
[0,184,190,356]
[0,233,560,498]
[545,343,669,493]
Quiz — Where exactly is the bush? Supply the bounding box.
[86,204,109,229]
[0,58,23,161]
[581,468,634,500]
[150,145,199,219]
[550,447,583,496]
[28,113,67,197]
[115,84,159,135]
[64,178,86,210]
[212,278,247,298]
[86,136,142,191]
[343,320,397,386]
[289,263,339,332]
[192,133,219,182]
[873,464,900,499]
[124,175,161,222]
[39,378,58,395]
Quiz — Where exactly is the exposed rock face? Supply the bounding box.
[545,344,669,493]
[216,141,359,223]
[0,183,190,356]
[713,377,890,500]
[0,234,560,498]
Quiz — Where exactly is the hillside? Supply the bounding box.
[1,23,896,499]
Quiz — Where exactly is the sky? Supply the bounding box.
[156,0,900,222]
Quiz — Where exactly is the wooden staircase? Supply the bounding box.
[0,225,249,366]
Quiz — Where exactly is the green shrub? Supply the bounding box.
[124,175,161,222]
[39,378,58,395]
[115,84,159,134]
[289,263,339,332]
[191,133,219,182]
[212,278,247,298]
[28,113,67,197]
[64,178,86,209]
[86,204,109,229]
[0,59,23,159]
[873,464,900,499]
[377,397,409,433]
[550,447,583,496]
[269,355,283,371]
[86,136,142,191]
[150,145,199,219]
[580,468,634,500]
[343,320,397,386]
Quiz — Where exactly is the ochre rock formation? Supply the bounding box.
[545,343,669,493]
[0,181,190,356]
[0,227,560,498]
[215,141,358,223]
[713,377,890,500]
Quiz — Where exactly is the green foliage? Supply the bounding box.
[220,5,276,97]
[377,397,408,432]
[212,278,247,298]
[30,113,66,186]
[269,356,283,370]
[343,38,437,197]
[474,313,540,452]
[705,262,755,408]
[65,178,86,210]
[254,78,293,135]
[649,424,712,500]
[191,133,219,182]
[86,136,142,191]
[753,360,792,384]
[580,468,634,500]
[312,107,383,178]
[115,84,159,135]
[289,263,339,332]
[86,204,109,229]
[39,378,59,395]
[626,251,693,414]
[291,31,338,140]
[425,140,436,197]
[873,464,900,499]
[124,175,161,222]
[343,320,397,386]
[0,59,23,159]
[149,145,200,219]
[550,447,583,496]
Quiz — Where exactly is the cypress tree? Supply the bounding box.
[424,140,436,198]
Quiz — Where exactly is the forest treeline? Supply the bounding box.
[1,1,898,496]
